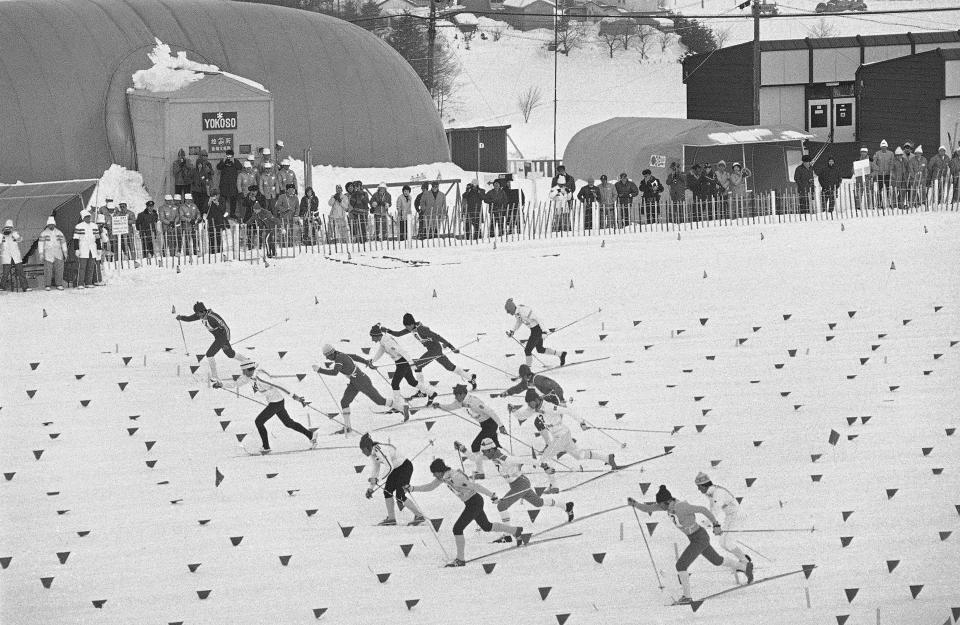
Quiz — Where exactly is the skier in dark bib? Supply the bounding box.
[176,301,237,382]
[383,313,476,394]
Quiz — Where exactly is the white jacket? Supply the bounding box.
[37,228,67,262]
[0,231,23,263]
[73,221,100,258]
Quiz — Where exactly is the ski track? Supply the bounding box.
[1,214,959,624]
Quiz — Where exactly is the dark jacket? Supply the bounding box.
[794,164,815,191]
[818,164,842,191]
[172,150,194,187]
[484,187,509,209]
[614,179,639,204]
[136,207,158,234]
[462,186,485,217]
[551,172,576,195]
[192,156,215,194]
[349,190,370,216]
[577,184,601,205]
[206,197,227,230]
[217,159,242,197]
[638,176,662,199]
[300,193,320,220]
[687,172,710,201]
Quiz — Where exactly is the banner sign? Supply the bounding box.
[202,112,238,131]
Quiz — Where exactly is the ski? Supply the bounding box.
[238,443,352,456]
[463,532,583,564]
[560,450,673,493]
[528,504,627,540]
[670,566,816,611]
[509,357,612,381]
[369,413,448,433]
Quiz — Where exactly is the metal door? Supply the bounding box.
[832,98,855,143]
[808,99,831,138]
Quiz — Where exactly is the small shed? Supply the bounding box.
[501,0,556,31]
[857,48,960,151]
[126,73,274,198]
[563,117,815,192]
[445,125,512,174]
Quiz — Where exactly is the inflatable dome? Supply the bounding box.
[0,0,449,184]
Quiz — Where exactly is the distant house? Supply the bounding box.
[501,0,556,31]
[377,0,423,16]
[581,1,622,21]
[458,0,492,12]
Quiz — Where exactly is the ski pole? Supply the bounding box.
[722,527,816,534]
[547,307,602,336]
[632,506,665,590]
[590,426,675,434]
[584,421,627,448]
[456,350,515,378]
[368,439,435,496]
[369,337,481,370]
[233,317,291,345]
[507,333,547,367]
[178,319,190,355]
[736,540,773,562]
[406,493,451,560]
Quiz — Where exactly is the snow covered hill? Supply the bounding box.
[1,213,959,625]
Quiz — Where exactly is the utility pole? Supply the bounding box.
[427,0,437,100]
[553,0,559,162]
[752,0,761,125]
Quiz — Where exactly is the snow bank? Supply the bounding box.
[90,164,152,212]
[131,39,267,93]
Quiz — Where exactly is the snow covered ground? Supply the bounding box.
[2,212,958,624]
[446,0,960,158]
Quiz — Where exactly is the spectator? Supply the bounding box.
[794,154,815,214]
[94,213,107,284]
[461,180,484,240]
[119,202,138,264]
[179,193,200,256]
[98,198,117,260]
[638,169,662,223]
[551,165,576,196]
[240,185,262,239]
[715,161,731,197]
[872,140,894,207]
[421,181,447,239]
[254,147,274,173]
[192,150,215,216]
[597,174,617,228]
[277,158,298,195]
[702,163,722,201]
[37,216,67,290]
[483,180,507,237]
[665,163,686,221]
[614,173,638,227]
[728,162,751,217]
[396,185,414,242]
[907,145,928,206]
[217,150,242,217]
[274,140,286,164]
[414,182,429,239]
[328,184,350,243]
[274,183,299,247]
[1,219,29,292]
[73,210,99,288]
[250,200,278,258]
[853,146,873,211]
[349,180,370,243]
[137,200,159,259]
[370,183,392,241]
[206,190,226,255]
[549,183,572,231]
[950,148,960,203]
[258,161,280,214]
[172,148,193,196]
[928,146,951,203]
[236,160,258,198]
[700,164,721,219]
[159,194,179,256]
[299,186,320,245]
[577,177,601,231]
[817,156,840,213]
[687,164,707,202]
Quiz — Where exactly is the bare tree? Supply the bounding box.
[554,12,587,56]
[636,25,655,60]
[658,29,673,53]
[712,25,732,48]
[598,19,632,58]
[599,30,623,58]
[517,86,543,123]
[806,17,837,39]
[489,27,504,41]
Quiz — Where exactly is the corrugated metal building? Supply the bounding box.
[857,48,960,151]
[445,125,512,174]
[683,30,960,147]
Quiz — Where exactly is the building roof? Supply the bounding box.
[502,0,555,9]
[0,179,98,244]
[706,29,960,55]
[445,124,513,132]
[859,45,960,68]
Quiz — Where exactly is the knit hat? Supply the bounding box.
[321,343,335,356]
[915,145,924,154]
[243,161,252,168]
[275,140,284,148]
[655,485,673,504]
[369,324,383,339]
[895,147,904,155]
[80,210,91,219]
[378,182,387,188]
[939,145,947,152]
[453,384,468,397]
[96,214,105,223]
[240,360,257,371]
[164,194,173,200]
[184,193,193,200]
[4,219,13,228]
[518,364,532,378]
[695,472,711,486]
[174,194,182,201]
[263,148,271,155]
[46,216,56,226]
[524,388,540,405]
[504,298,516,314]
[880,139,888,147]
[359,433,374,451]
[429,458,450,474]
[480,438,497,452]
[247,154,255,161]
[263,161,273,168]
[281,158,291,166]
[402,312,416,326]
[859,147,868,153]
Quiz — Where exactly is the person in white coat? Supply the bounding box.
[73,210,100,288]
[37,216,67,290]
[695,472,750,566]
[1,219,30,292]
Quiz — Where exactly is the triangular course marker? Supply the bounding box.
[844,588,859,603]
[909,584,923,599]
[215,468,224,487]
[482,562,496,574]
[376,572,390,583]
[539,586,552,600]
[886,560,899,573]
[405,599,419,610]
[400,544,413,557]
[56,552,70,564]
[430,518,443,532]
[188,563,201,572]
[312,608,327,619]
[339,524,353,538]
[592,552,606,564]
[91,599,107,609]
[556,614,570,625]
[230,536,243,546]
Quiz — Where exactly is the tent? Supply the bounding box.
[563,117,816,193]
[0,180,99,280]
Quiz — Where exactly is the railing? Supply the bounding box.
[6,177,958,283]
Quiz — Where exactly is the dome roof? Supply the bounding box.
[0,0,449,183]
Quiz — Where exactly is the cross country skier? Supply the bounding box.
[409,458,526,567]
[627,485,753,604]
[175,301,237,381]
[212,359,316,454]
[438,384,507,479]
[504,298,567,368]
[312,343,403,435]
[479,438,573,542]
[513,388,618,493]
[367,323,434,410]
[499,364,565,403]
[360,433,426,526]
[383,313,476,392]
[695,472,750,565]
